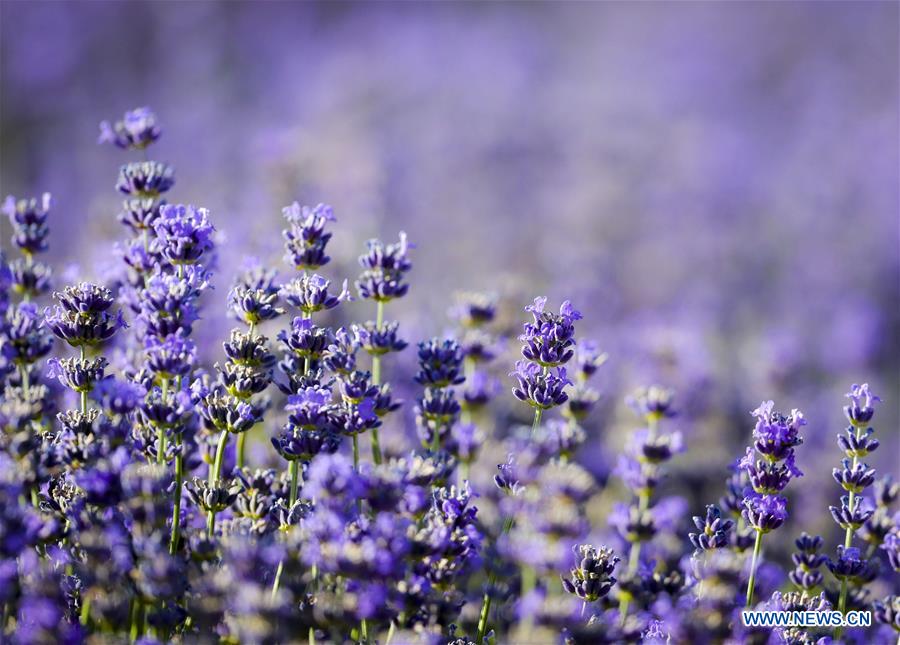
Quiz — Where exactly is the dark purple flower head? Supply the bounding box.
[355,232,413,302]
[153,204,215,266]
[46,356,107,393]
[874,476,900,508]
[331,398,380,437]
[689,505,734,551]
[739,448,802,494]
[414,338,465,388]
[199,389,263,434]
[337,370,378,404]
[224,329,276,370]
[415,387,461,427]
[99,107,161,150]
[832,458,877,494]
[217,360,271,399]
[353,320,407,356]
[272,424,341,463]
[450,291,497,328]
[285,386,333,429]
[829,495,874,531]
[116,161,175,197]
[789,532,826,590]
[750,400,805,461]
[144,333,196,379]
[561,544,619,603]
[45,283,125,347]
[279,274,350,315]
[742,493,787,534]
[282,202,335,270]
[3,193,51,255]
[844,383,880,426]
[510,360,571,410]
[228,286,283,326]
[371,383,402,418]
[826,546,868,581]
[519,297,582,367]
[280,317,333,366]
[1,302,54,366]
[837,425,880,459]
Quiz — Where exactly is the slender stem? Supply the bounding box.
[476,515,515,642]
[352,434,360,471]
[360,618,368,644]
[289,460,300,506]
[531,407,543,437]
[370,300,385,465]
[271,560,285,599]
[237,432,247,470]
[79,345,88,415]
[168,375,184,554]
[169,452,183,554]
[745,529,764,607]
[206,430,229,537]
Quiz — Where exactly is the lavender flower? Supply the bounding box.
[3,193,51,256]
[282,202,335,270]
[116,161,175,197]
[45,283,126,347]
[153,204,215,266]
[279,274,350,315]
[99,107,161,150]
[561,545,619,604]
[355,232,413,302]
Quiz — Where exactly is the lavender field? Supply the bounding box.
[0,1,898,643]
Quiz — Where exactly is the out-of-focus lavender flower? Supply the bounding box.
[2,302,54,368]
[116,161,175,197]
[414,338,465,388]
[450,291,497,328]
[99,107,161,150]
[3,193,51,256]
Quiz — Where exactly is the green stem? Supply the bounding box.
[206,430,229,537]
[531,406,543,437]
[169,451,183,554]
[237,432,247,470]
[476,515,515,642]
[289,460,300,506]
[360,618,368,643]
[745,529,764,607]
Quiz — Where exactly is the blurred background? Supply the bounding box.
[1,1,898,554]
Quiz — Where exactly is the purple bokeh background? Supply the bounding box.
[2,1,898,545]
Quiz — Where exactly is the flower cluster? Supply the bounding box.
[1,106,896,645]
